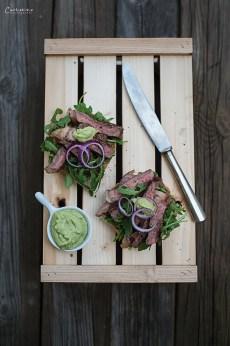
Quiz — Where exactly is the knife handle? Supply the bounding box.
[164,150,206,222]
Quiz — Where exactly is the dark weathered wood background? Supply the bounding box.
[0,0,229,345]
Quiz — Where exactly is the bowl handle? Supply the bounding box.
[35,192,56,214]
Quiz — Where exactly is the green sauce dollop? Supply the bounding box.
[73,126,98,142]
[51,209,88,250]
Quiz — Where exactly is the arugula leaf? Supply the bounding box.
[104,214,133,242]
[44,108,71,135]
[67,160,105,195]
[64,174,73,188]
[74,101,113,123]
[40,138,59,154]
[107,138,127,145]
[117,183,147,197]
[51,108,63,121]
[160,200,186,240]
[138,242,151,251]
[156,185,168,193]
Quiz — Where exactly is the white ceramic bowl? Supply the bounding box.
[35,192,92,252]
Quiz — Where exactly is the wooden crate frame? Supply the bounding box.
[41,38,197,283]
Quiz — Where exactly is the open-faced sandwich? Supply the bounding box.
[96,169,186,251]
[41,99,123,195]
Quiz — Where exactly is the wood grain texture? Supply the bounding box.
[174,1,230,345]
[160,56,196,265]
[117,0,178,38]
[43,56,78,265]
[122,56,156,265]
[53,0,116,38]
[0,1,53,345]
[41,283,112,346]
[82,56,117,265]
[45,38,192,55]
[41,265,197,283]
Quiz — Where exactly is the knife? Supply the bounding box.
[122,64,206,222]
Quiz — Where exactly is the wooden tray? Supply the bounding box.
[41,38,197,283]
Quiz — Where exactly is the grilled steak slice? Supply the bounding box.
[96,201,111,217]
[146,189,170,245]
[69,109,123,138]
[106,169,154,203]
[51,126,75,144]
[121,232,145,248]
[45,147,66,173]
[90,141,115,159]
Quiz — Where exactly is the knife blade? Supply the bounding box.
[122,64,172,153]
[122,64,206,223]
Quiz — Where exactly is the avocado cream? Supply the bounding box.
[133,197,156,212]
[73,126,98,142]
[51,209,88,250]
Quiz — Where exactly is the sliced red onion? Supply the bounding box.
[65,141,104,169]
[131,209,156,233]
[66,144,89,168]
[118,197,133,217]
[135,207,156,219]
[81,142,105,169]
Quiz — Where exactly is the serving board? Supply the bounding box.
[41,38,197,283]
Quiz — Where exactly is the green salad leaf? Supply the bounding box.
[67,160,105,195]
[104,214,133,242]
[64,174,73,188]
[44,108,71,135]
[117,183,147,197]
[74,96,113,123]
[107,138,127,145]
[40,138,59,154]
[160,200,186,240]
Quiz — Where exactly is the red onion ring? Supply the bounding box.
[65,144,85,168]
[118,197,134,217]
[80,142,105,169]
[131,208,156,233]
[65,141,105,169]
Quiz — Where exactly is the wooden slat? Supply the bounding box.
[41,265,197,283]
[81,56,116,265]
[160,56,196,265]
[122,56,156,265]
[44,38,192,55]
[43,56,78,265]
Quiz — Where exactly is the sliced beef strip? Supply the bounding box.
[106,169,154,203]
[120,170,135,184]
[98,170,135,209]
[121,236,131,248]
[50,126,75,145]
[96,201,113,217]
[130,232,145,248]
[69,109,123,138]
[90,141,115,159]
[94,133,107,142]
[146,189,170,245]
[45,147,66,173]
[110,208,121,221]
[143,177,161,199]
[121,232,145,248]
